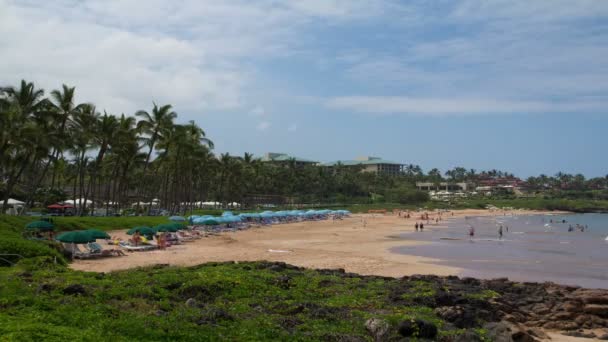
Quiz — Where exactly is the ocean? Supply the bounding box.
[392,213,608,289]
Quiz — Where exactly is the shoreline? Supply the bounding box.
[71,209,565,278]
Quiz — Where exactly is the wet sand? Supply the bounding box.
[72,209,550,277]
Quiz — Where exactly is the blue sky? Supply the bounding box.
[2,0,608,177]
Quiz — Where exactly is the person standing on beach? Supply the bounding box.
[469,226,475,240]
[498,226,503,240]
[415,222,419,231]
[420,223,424,231]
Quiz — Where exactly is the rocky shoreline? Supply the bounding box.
[307,264,608,341]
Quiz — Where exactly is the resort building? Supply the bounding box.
[416,182,474,192]
[261,153,318,167]
[323,156,404,176]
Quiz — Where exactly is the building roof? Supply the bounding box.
[261,153,317,163]
[322,156,402,167]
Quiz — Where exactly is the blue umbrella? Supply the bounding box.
[222,211,234,217]
[169,216,186,222]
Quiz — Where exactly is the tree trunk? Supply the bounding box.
[2,160,29,212]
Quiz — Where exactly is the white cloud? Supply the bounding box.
[256,121,271,131]
[327,96,607,116]
[0,0,399,116]
[249,106,267,117]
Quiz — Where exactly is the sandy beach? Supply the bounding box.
[72,209,552,276]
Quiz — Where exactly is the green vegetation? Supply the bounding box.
[445,198,608,213]
[1,80,607,215]
[0,261,488,341]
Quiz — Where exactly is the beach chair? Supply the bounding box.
[64,243,94,259]
[119,241,157,251]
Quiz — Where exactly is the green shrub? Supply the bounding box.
[15,256,67,272]
[0,237,67,266]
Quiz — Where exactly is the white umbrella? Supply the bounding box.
[7,198,25,205]
[64,199,93,206]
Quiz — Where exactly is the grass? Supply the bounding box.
[0,261,494,341]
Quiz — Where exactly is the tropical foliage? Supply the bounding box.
[2,80,607,215]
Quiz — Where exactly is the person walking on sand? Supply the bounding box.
[469,226,475,240]
[498,225,503,240]
[420,223,424,231]
[415,222,419,232]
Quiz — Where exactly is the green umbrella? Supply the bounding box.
[154,224,179,232]
[169,222,186,230]
[25,221,54,231]
[85,229,110,239]
[201,219,220,226]
[56,231,96,244]
[127,226,156,236]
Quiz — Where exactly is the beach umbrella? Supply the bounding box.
[56,231,96,244]
[201,218,220,225]
[168,222,186,230]
[25,221,54,231]
[169,216,186,222]
[154,224,179,232]
[222,211,234,217]
[127,226,156,236]
[85,229,110,239]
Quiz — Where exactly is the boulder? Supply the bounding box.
[365,318,390,341]
[397,319,438,339]
[584,304,608,318]
[434,306,476,328]
[483,321,512,342]
[185,298,198,307]
[454,330,483,342]
[62,284,86,296]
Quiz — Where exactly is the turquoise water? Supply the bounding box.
[393,213,608,289]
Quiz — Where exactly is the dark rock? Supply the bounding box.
[317,279,334,287]
[62,284,86,296]
[584,304,608,318]
[543,321,579,330]
[185,298,198,307]
[483,322,512,342]
[530,303,551,315]
[598,333,608,340]
[36,283,53,294]
[196,308,234,325]
[511,328,537,342]
[454,330,483,342]
[274,275,292,289]
[155,309,168,317]
[397,319,437,339]
[461,277,481,286]
[278,316,303,333]
[242,265,252,271]
[365,318,390,342]
[563,301,583,312]
[164,282,183,291]
[434,291,457,306]
[319,333,366,342]
[526,327,549,340]
[268,264,286,272]
[434,306,477,329]
[550,311,573,320]
[564,331,596,338]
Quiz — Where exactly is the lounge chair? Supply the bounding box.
[64,243,94,259]
[119,241,157,251]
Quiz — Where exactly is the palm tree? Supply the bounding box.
[0,80,48,210]
[135,103,177,208]
[85,112,119,213]
[48,84,84,190]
